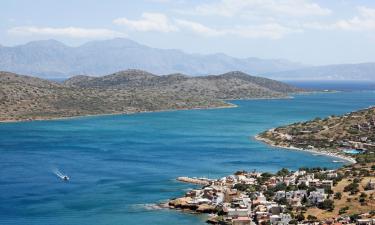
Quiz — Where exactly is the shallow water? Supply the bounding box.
[1,91,375,225]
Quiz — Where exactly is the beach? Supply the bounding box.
[254,134,356,164]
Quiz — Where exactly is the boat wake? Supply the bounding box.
[53,168,70,181]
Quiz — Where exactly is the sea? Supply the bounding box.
[1,82,375,225]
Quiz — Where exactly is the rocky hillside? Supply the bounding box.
[64,70,301,99]
[0,70,301,122]
[258,107,375,162]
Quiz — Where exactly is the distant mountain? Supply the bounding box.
[266,63,375,80]
[0,38,304,78]
[0,70,301,121]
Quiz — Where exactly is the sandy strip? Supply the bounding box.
[254,135,356,164]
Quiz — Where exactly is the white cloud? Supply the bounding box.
[229,23,302,39]
[175,19,300,39]
[113,13,178,32]
[175,19,224,37]
[188,0,331,18]
[334,6,375,31]
[304,6,375,32]
[8,26,125,38]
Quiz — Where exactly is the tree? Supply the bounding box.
[277,168,290,178]
[301,195,308,205]
[344,182,359,194]
[359,192,368,204]
[334,192,342,200]
[297,183,308,190]
[277,197,288,205]
[339,206,349,215]
[295,213,305,222]
[307,215,317,222]
[233,183,250,192]
[318,199,334,211]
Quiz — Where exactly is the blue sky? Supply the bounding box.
[1,0,375,65]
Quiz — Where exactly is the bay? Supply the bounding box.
[1,91,375,225]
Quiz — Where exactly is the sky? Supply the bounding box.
[1,0,375,65]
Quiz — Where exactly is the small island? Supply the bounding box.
[0,70,301,122]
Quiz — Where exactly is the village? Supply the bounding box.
[168,162,375,225]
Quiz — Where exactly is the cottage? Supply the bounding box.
[227,208,251,217]
[356,219,374,225]
[232,216,253,225]
[327,172,338,179]
[308,190,326,205]
[321,180,334,189]
[366,180,375,190]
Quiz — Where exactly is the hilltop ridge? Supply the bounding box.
[0,70,301,122]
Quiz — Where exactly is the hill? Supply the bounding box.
[0,38,304,78]
[257,107,375,163]
[0,70,301,122]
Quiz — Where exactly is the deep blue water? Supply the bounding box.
[1,91,375,225]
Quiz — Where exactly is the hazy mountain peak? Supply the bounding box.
[80,38,141,49]
[0,38,304,78]
[21,39,68,49]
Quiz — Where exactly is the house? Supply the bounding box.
[308,189,326,205]
[321,180,334,189]
[232,216,253,225]
[327,172,338,179]
[294,170,306,176]
[227,208,251,217]
[294,190,307,198]
[356,219,374,225]
[366,180,375,190]
[309,179,321,187]
[284,177,296,186]
[275,191,286,201]
[268,204,284,215]
[270,213,292,225]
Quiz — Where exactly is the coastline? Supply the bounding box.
[0,91,335,124]
[254,134,356,164]
[0,94,296,124]
[0,102,238,124]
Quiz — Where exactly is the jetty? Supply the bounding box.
[177,177,211,185]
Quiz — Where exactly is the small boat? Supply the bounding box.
[53,169,70,182]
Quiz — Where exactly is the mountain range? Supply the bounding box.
[0,38,304,78]
[1,38,374,80]
[0,70,301,122]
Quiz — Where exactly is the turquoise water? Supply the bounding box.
[1,91,375,225]
[343,149,362,154]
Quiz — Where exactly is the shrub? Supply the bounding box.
[344,182,359,194]
[318,199,334,211]
[334,192,342,200]
[295,213,305,222]
[307,215,317,221]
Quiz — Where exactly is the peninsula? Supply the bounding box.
[0,70,301,122]
[257,107,375,164]
[167,106,375,225]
